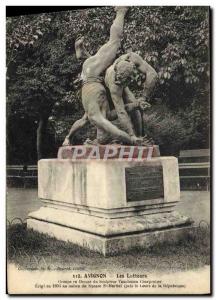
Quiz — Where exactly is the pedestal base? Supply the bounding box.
[28,156,193,256]
[27,207,193,256]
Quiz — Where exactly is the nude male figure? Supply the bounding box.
[63,7,146,146]
[63,51,158,145]
[102,52,158,139]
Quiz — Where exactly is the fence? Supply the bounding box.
[7,165,37,188]
[7,148,211,191]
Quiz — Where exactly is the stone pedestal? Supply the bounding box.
[27,146,193,256]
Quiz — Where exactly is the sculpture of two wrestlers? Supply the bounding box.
[63,7,158,146]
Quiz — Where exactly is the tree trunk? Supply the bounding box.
[36,115,48,161]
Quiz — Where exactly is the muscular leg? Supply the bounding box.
[96,7,128,71]
[69,8,133,145]
[89,113,133,145]
[123,87,143,136]
[83,7,128,76]
[62,113,89,146]
[86,94,134,145]
[96,98,111,144]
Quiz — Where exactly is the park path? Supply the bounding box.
[7,188,41,222]
[176,191,210,225]
[6,188,210,225]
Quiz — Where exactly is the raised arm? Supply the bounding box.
[130,53,158,98]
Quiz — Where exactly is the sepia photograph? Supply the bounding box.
[6,5,211,295]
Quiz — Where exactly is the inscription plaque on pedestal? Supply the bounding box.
[125,165,164,201]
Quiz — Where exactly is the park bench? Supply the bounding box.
[7,165,37,188]
[7,149,210,191]
[178,149,210,191]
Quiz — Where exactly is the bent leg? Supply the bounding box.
[89,112,133,145]
[107,103,143,137]
[96,98,111,144]
[62,114,89,146]
[86,96,133,144]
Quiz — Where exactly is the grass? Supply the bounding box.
[7,223,210,273]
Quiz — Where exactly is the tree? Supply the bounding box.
[7,11,81,159]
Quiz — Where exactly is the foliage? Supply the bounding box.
[7,13,80,118]
[6,13,51,68]
[178,98,210,149]
[124,6,210,108]
[143,106,191,155]
[6,6,210,162]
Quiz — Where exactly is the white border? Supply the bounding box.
[0,1,214,299]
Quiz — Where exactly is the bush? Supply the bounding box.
[143,106,191,155]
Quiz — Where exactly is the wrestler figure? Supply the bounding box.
[102,52,157,140]
[63,7,146,146]
[63,51,158,145]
